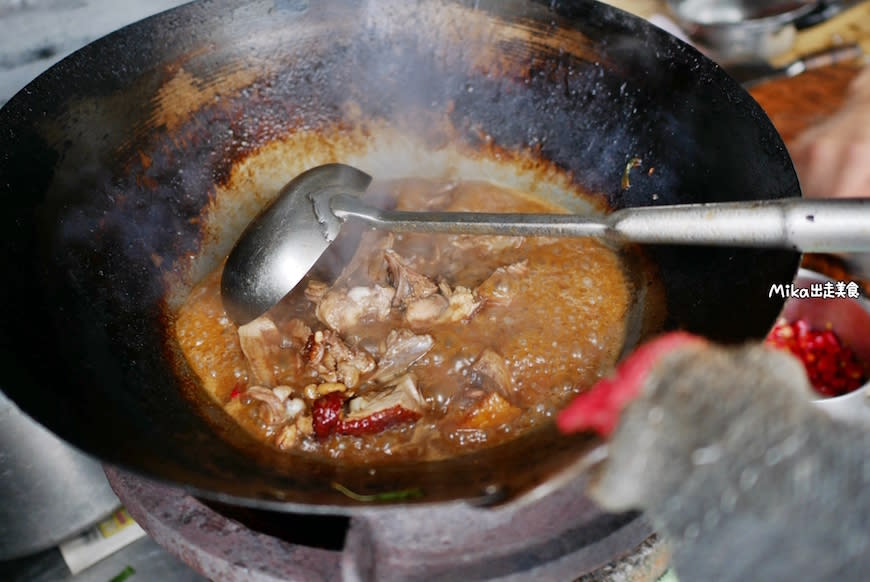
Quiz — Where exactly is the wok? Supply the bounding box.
[0,0,800,512]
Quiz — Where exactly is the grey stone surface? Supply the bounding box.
[0,0,189,104]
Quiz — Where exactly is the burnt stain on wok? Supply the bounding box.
[89,6,623,269]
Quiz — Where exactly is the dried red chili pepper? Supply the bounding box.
[337,405,422,436]
[312,393,421,438]
[765,319,866,397]
[312,392,347,438]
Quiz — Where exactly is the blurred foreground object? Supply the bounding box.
[0,391,119,560]
[790,64,870,199]
[559,333,870,581]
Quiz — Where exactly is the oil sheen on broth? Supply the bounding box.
[176,179,632,462]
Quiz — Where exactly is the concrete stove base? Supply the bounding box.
[106,466,669,581]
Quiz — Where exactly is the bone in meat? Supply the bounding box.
[384,248,438,308]
[475,260,528,307]
[346,374,426,420]
[470,348,513,398]
[370,329,435,384]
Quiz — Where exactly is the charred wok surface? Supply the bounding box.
[177,179,633,462]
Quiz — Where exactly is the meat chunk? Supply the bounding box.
[243,385,307,429]
[370,329,434,384]
[305,329,375,388]
[333,231,395,287]
[441,283,483,322]
[475,260,528,307]
[238,318,281,385]
[242,386,286,427]
[405,294,450,327]
[238,316,312,386]
[384,249,438,308]
[275,424,300,450]
[313,285,395,333]
[279,318,314,348]
[458,392,521,430]
[470,349,513,398]
[405,282,483,328]
[275,411,314,450]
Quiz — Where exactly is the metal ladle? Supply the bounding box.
[220,163,870,325]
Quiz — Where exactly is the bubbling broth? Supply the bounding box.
[176,179,633,462]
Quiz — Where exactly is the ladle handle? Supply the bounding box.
[608,198,870,252]
[332,196,870,253]
[330,194,609,237]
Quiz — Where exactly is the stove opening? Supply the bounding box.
[200,500,350,551]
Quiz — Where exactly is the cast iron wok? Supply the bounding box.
[0,0,799,512]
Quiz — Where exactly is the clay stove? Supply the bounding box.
[106,467,669,581]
